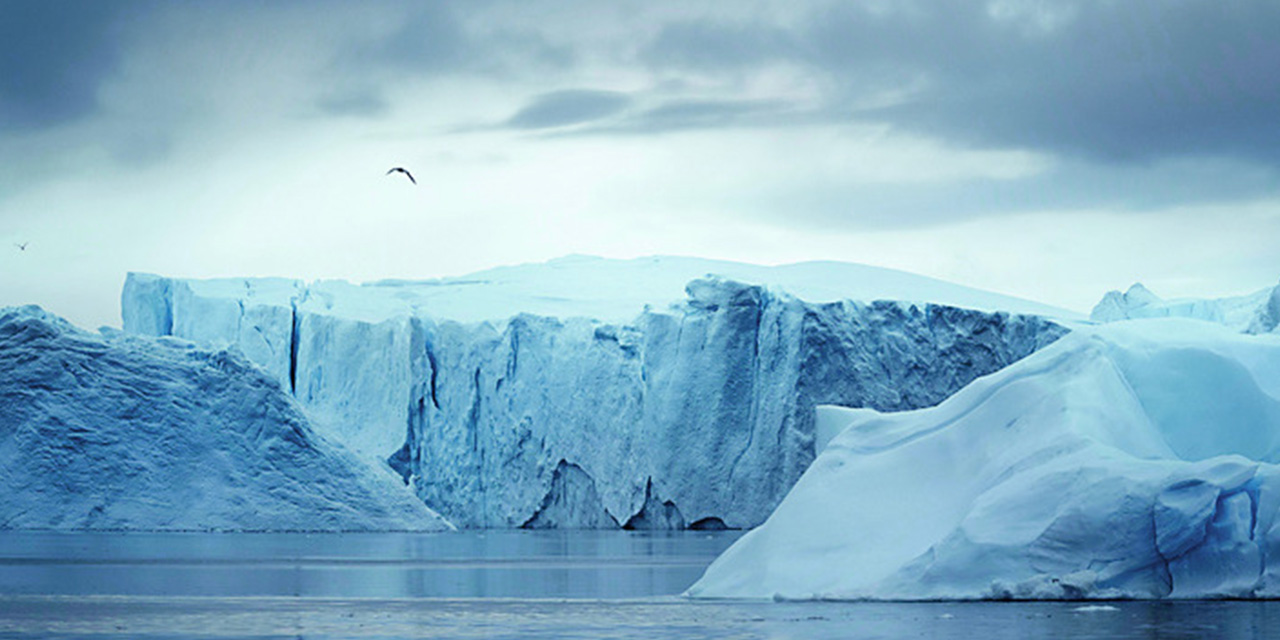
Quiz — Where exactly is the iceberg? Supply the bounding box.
[1092,282,1280,334]
[688,318,1280,600]
[122,256,1070,529]
[0,305,452,532]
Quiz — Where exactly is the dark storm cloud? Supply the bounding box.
[643,1,1280,165]
[0,0,575,133]
[0,1,144,132]
[505,90,632,129]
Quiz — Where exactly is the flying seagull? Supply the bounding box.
[14,242,27,251]
[386,167,416,185]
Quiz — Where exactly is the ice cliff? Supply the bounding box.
[689,319,1280,600]
[1092,282,1280,334]
[0,305,451,532]
[122,256,1070,529]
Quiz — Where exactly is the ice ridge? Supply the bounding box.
[0,305,452,532]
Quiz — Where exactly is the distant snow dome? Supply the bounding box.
[688,318,1280,600]
[1092,281,1280,334]
[0,306,452,532]
[127,255,1080,329]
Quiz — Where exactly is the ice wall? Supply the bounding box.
[123,268,1066,529]
[0,305,451,532]
[1092,282,1280,334]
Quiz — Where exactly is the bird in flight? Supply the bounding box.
[14,242,27,251]
[386,167,416,185]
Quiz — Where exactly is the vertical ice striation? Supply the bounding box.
[120,272,172,336]
[122,262,1067,529]
[123,276,303,385]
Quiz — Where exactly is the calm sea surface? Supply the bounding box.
[0,530,1274,639]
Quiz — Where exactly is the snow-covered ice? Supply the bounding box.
[122,255,1070,528]
[154,255,1072,325]
[0,305,451,531]
[1092,282,1280,334]
[688,318,1280,600]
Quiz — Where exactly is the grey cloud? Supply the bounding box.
[354,3,469,73]
[490,30,577,71]
[316,91,389,118]
[738,158,1280,232]
[109,130,172,169]
[0,1,144,131]
[505,90,631,129]
[492,94,802,137]
[349,2,574,79]
[623,99,792,132]
[643,1,1280,166]
[642,20,794,70]
[549,98,809,137]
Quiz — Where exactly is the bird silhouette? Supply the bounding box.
[386,167,416,185]
[14,242,27,251]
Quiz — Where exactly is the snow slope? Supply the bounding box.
[371,255,1081,322]
[0,306,452,532]
[688,319,1280,600]
[122,256,1070,529]
[1092,282,1280,334]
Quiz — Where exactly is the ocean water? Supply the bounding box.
[0,530,1274,639]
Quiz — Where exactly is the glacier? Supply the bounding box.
[121,255,1070,529]
[0,305,452,532]
[1093,282,1280,334]
[688,318,1280,600]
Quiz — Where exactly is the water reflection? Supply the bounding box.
[0,597,1276,639]
[0,530,741,598]
[0,531,1276,639]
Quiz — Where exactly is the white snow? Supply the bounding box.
[0,305,452,532]
[814,405,880,454]
[133,255,1077,327]
[688,318,1280,600]
[417,255,1082,322]
[1092,282,1280,334]
[121,256,1069,529]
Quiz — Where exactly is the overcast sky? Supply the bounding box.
[2,0,1278,328]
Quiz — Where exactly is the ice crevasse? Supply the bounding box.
[689,319,1280,600]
